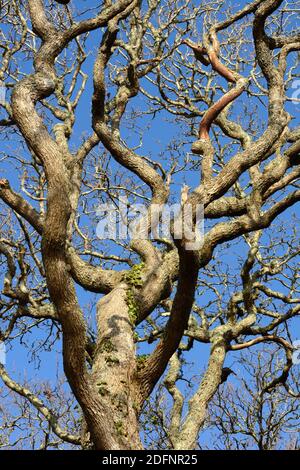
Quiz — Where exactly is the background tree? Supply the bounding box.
[207,349,300,450]
[0,0,299,450]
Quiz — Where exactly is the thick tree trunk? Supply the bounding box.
[91,285,143,449]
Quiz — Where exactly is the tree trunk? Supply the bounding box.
[91,284,143,449]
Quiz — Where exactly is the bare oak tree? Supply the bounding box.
[0,0,299,450]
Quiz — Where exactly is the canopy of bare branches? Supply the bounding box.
[0,0,299,450]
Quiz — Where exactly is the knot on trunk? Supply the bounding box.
[0,179,10,189]
[33,73,56,100]
[191,138,213,156]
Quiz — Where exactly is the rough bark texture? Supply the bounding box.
[0,0,299,450]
